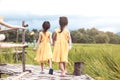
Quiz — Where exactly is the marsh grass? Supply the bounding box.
[0,44,120,80]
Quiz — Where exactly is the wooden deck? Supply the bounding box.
[0,64,94,80]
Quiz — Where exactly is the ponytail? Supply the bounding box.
[59,17,68,33]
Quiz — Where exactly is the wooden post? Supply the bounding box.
[0,71,1,78]
[73,62,84,76]
[16,30,18,43]
[0,73,2,78]
[22,21,28,72]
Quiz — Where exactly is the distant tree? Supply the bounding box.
[95,34,109,43]
[106,31,120,44]
[70,27,120,44]
[87,28,99,36]
[78,28,86,34]
[71,31,80,43]
[4,30,16,42]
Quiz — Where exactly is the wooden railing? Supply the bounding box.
[0,21,28,73]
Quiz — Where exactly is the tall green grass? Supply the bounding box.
[0,44,120,80]
[68,44,120,80]
[0,48,14,63]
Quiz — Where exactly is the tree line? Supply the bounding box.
[71,28,120,44]
[2,28,120,44]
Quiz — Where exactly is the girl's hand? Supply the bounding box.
[51,43,54,46]
[33,47,37,51]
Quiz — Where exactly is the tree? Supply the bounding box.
[70,27,120,44]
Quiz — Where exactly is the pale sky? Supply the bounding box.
[0,0,120,17]
[0,0,120,33]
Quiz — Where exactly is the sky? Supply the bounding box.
[0,0,120,33]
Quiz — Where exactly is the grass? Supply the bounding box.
[0,44,120,80]
[68,44,120,80]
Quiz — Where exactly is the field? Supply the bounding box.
[0,44,120,80]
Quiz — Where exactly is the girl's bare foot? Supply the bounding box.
[60,71,66,77]
[65,70,67,74]
[40,71,45,74]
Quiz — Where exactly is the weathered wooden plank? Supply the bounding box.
[0,28,18,32]
[0,64,94,80]
[0,42,28,48]
[22,21,28,72]
[12,71,29,80]
[0,20,28,74]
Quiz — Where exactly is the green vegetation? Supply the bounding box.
[3,28,120,44]
[0,44,120,80]
[68,44,120,80]
[71,28,120,44]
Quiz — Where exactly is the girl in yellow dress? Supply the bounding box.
[33,21,53,74]
[52,17,72,76]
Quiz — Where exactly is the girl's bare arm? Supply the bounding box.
[49,33,53,45]
[52,32,57,46]
[33,34,42,50]
[68,31,72,50]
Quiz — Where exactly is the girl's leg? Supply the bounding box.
[41,63,44,72]
[59,62,65,76]
[48,59,53,75]
[48,59,52,68]
[63,62,67,74]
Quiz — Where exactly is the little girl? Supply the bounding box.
[33,21,53,74]
[52,16,72,76]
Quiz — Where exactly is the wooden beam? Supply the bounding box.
[0,43,28,48]
[22,21,25,72]
[0,28,18,32]
[22,21,28,72]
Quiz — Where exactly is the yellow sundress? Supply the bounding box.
[52,28,70,62]
[35,31,52,63]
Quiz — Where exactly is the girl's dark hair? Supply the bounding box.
[59,16,68,33]
[42,21,50,33]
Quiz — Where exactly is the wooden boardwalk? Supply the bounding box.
[0,64,94,80]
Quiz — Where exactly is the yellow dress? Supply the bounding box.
[35,31,52,63]
[53,28,70,62]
